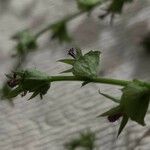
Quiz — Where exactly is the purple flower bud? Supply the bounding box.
[107,113,122,122]
[7,73,20,88]
[68,48,76,59]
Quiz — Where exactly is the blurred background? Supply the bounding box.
[0,0,150,149]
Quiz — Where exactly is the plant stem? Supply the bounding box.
[48,76,131,86]
[34,11,84,39]
[34,0,108,39]
[48,76,150,89]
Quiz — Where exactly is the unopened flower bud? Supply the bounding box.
[68,48,76,59]
[108,113,123,122]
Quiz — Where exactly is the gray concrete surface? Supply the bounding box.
[0,0,150,150]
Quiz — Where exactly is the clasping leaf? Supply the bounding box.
[12,30,37,55]
[58,49,101,81]
[72,50,100,78]
[6,69,51,100]
[120,81,150,126]
[51,21,71,43]
[98,80,150,136]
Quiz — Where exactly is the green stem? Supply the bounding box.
[34,0,109,39]
[48,76,131,87]
[48,76,150,89]
[34,11,84,39]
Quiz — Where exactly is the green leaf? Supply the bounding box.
[98,105,122,117]
[99,90,120,103]
[120,82,150,125]
[0,84,14,99]
[6,69,51,100]
[0,85,14,106]
[98,105,129,136]
[81,81,90,87]
[14,30,37,55]
[65,130,95,150]
[60,68,73,74]
[7,86,23,99]
[51,21,71,43]
[72,51,100,78]
[117,115,128,136]
[28,91,40,100]
[58,59,75,65]
[28,82,50,100]
[19,69,50,97]
[76,47,83,59]
[99,81,150,136]
[108,0,133,14]
[16,69,49,81]
[77,0,101,11]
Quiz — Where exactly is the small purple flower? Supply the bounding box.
[7,73,20,88]
[107,113,123,122]
[68,48,76,59]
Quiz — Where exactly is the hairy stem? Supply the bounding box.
[34,0,108,39]
[47,76,150,88]
[48,76,131,86]
[34,11,84,39]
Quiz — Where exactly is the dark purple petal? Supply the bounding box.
[108,113,123,122]
[7,73,20,88]
[68,48,76,59]
[7,79,19,88]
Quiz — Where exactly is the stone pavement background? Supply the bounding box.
[0,0,150,149]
